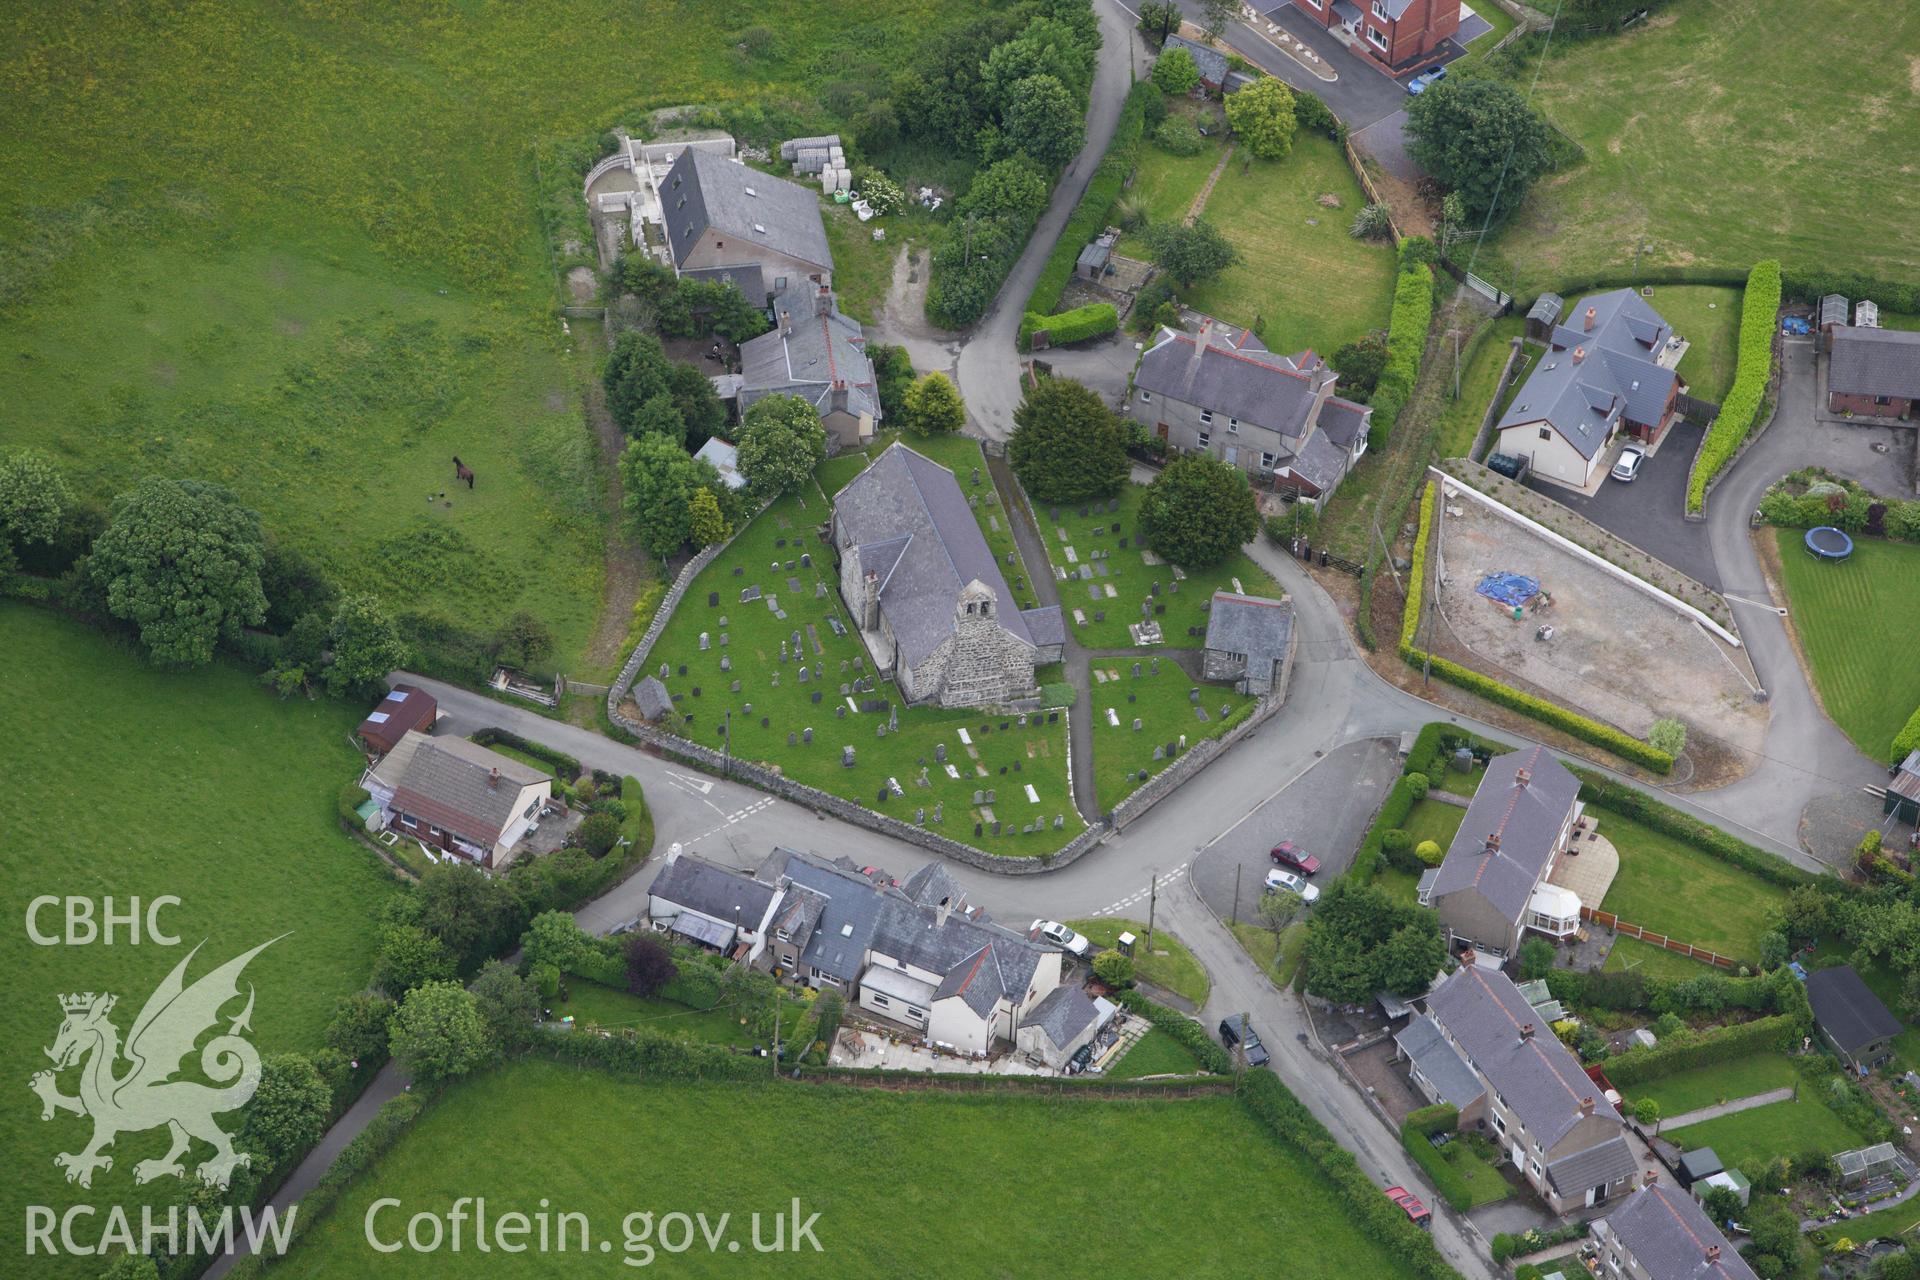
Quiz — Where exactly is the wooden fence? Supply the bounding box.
[1342,140,1403,245]
[1580,906,1741,970]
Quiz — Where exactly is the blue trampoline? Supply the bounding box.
[1805,526,1854,561]
[1475,572,1540,608]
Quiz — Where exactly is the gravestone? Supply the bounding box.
[787,578,802,593]
[1108,498,1119,513]
[691,686,701,698]
[1079,505,1089,517]
[1132,718,1142,730]
[1005,553,1015,566]
[916,807,926,826]
[986,789,996,804]
[760,717,769,728]
[698,632,710,650]
[1169,581,1178,593]
[732,566,743,576]
[992,822,1002,836]
[1093,611,1104,623]
[840,683,851,696]
[1047,712,1058,724]
[788,731,797,746]
[658,663,669,679]
[800,552,812,568]
[798,666,809,683]
[1151,657,1161,675]
[975,822,983,838]
[677,664,687,676]
[971,467,981,486]
[708,591,719,607]
[876,724,887,739]
[779,640,788,662]
[998,765,1006,775]
[878,785,889,803]
[770,672,780,687]
[972,790,985,804]
[1132,662,1142,677]
[785,560,795,571]
[969,494,979,510]
[811,690,822,704]
[1151,581,1160,597]
[1189,688,1200,703]
[816,582,828,599]
[802,728,812,744]
[1127,693,1135,703]
[932,802,942,823]
[1155,604,1166,615]
[1137,769,1148,781]
[1152,745,1164,760]
[843,746,856,767]
[934,743,947,763]
[1117,536,1128,548]
[776,538,786,548]
[730,680,741,693]
[740,585,760,602]
[719,615,729,627]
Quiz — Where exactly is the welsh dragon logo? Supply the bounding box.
[30,938,282,1190]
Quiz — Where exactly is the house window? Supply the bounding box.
[1877,395,1892,405]
[1491,1113,1506,1135]
[1367,24,1388,49]
[816,973,840,987]
[870,992,890,1008]
[1196,430,1211,449]
[775,276,788,291]
[1371,0,1388,15]
[1260,451,1276,470]
[1539,427,1553,440]
[1304,0,1321,8]
[906,1006,927,1020]
[402,815,419,829]
[1226,418,1239,433]
[1198,409,1214,424]
[1529,1158,1543,1179]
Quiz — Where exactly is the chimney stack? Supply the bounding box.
[936,896,952,929]
[488,766,500,790]
[1584,306,1597,331]
[1573,346,1587,363]
[1484,832,1502,855]
[1460,948,1477,967]
[1579,1095,1595,1116]
[1644,1170,1659,1187]
[1515,767,1532,789]
[1706,1245,1721,1264]
[815,283,832,318]
[1520,1023,1535,1041]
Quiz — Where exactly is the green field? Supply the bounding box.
[0,0,994,675]
[1774,532,1920,760]
[270,1061,1412,1278]
[1595,810,1788,962]
[1621,1055,1800,1118]
[1185,135,1400,359]
[1036,482,1283,650]
[1483,1,1920,293]
[1108,1028,1207,1078]
[641,480,1085,853]
[1067,919,1210,1006]
[0,605,397,1268]
[1664,1094,1867,1167]
[558,979,807,1048]
[1086,660,1257,812]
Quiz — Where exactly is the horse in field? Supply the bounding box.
[453,456,475,489]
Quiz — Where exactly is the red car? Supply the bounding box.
[1385,1186,1431,1229]
[1269,841,1321,875]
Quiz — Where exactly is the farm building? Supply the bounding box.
[662,146,833,301]
[356,684,437,755]
[1826,326,1920,419]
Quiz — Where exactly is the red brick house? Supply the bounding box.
[1294,0,1461,70]
[1828,327,1920,419]
[364,731,553,867]
[356,684,437,755]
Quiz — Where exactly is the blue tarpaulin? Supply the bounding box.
[1476,573,1540,608]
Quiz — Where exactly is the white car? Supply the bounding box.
[1031,920,1091,956]
[1610,443,1647,482]
[1264,868,1321,903]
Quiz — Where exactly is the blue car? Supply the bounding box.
[1407,64,1448,94]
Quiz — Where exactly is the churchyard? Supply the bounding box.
[636,478,1085,853]
[1088,658,1258,813]
[1040,483,1282,651]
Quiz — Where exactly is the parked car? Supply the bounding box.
[1030,919,1091,957]
[1268,840,1322,875]
[1264,868,1321,903]
[1385,1186,1432,1229]
[1611,442,1647,482]
[1218,1014,1270,1067]
[1406,64,1448,94]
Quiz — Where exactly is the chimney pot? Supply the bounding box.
[1645,1170,1659,1187]
[1573,346,1587,363]
[1484,832,1502,854]
[488,766,500,789]
[1520,1023,1535,1040]
[1706,1245,1721,1263]
[1584,306,1597,331]
[1515,767,1531,788]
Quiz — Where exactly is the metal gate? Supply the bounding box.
[1465,272,1512,310]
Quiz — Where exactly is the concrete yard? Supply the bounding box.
[1428,496,1768,769]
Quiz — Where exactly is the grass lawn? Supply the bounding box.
[1449,1141,1514,1207]
[1595,809,1789,962]
[1621,1055,1800,1117]
[0,605,397,1269]
[642,480,1085,854]
[1108,1028,1207,1078]
[1402,796,1469,853]
[1115,103,1230,258]
[1481,1,1920,293]
[1451,0,1519,68]
[1034,481,1282,650]
[1664,1094,1867,1167]
[1231,920,1308,988]
[821,205,934,325]
[1085,660,1258,812]
[1433,315,1526,462]
[558,979,806,1047]
[1373,863,1425,907]
[1651,285,1744,405]
[271,1061,1412,1278]
[1067,919,1211,1006]
[1603,936,1731,982]
[1184,135,1400,359]
[1773,532,1920,761]
[1834,1182,1920,1243]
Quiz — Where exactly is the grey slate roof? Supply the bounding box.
[1828,326,1920,398]
[1819,293,1850,329]
[738,286,879,423]
[1025,984,1099,1051]
[1204,591,1294,669]
[1546,1135,1641,1200]
[1806,964,1904,1052]
[682,262,767,305]
[1528,293,1564,326]
[901,862,967,910]
[1599,1183,1759,1280]
[1020,605,1066,648]
[1317,396,1372,448]
[385,732,546,848]
[1396,1014,1486,1109]
[834,443,1037,670]
[663,147,831,274]
[1497,288,1678,458]
[1428,967,1626,1155]
[648,852,778,926]
[1135,325,1325,441]
[1429,746,1580,926]
[1289,428,1348,491]
[875,898,1045,1018]
[1162,34,1228,86]
[760,848,894,982]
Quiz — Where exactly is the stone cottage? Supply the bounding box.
[832,443,1063,707]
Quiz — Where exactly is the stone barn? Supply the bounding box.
[1202,591,1296,698]
[831,443,1062,708]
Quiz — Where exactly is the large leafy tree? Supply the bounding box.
[619,434,723,558]
[667,360,727,447]
[371,922,457,998]
[324,595,409,697]
[468,960,542,1052]
[1145,217,1241,288]
[1198,0,1239,37]
[0,447,73,547]
[387,981,494,1086]
[903,372,966,435]
[688,487,732,547]
[982,16,1092,107]
[415,861,526,971]
[736,394,828,498]
[1330,331,1389,400]
[1303,881,1447,1003]
[1225,76,1297,161]
[325,992,395,1065]
[89,476,267,666]
[603,331,676,434]
[958,156,1050,223]
[1139,454,1258,567]
[1000,74,1084,169]
[1152,45,1199,96]
[1404,77,1552,225]
[1008,376,1129,504]
[240,1053,331,1171]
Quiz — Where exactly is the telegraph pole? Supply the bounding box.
[1145,871,1158,955]
[1231,864,1242,925]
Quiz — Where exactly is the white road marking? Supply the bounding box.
[686,796,777,844]
[1090,863,1189,917]
[665,771,714,795]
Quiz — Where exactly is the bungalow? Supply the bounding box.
[363,731,552,868]
[1827,326,1920,419]
[1291,0,1462,71]
[1421,746,1585,960]
[1129,318,1373,508]
[1805,964,1903,1072]
[1591,1179,1758,1280]
[645,847,783,961]
[1427,966,1640,1214]
[356,684,437,755]
[1201,591,1297,697]
[1493,289,1681,490]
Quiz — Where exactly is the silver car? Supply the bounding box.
[1610,443,1647,482]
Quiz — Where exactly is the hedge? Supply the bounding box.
[1348,774,1419,883]
[1369,264,1437,450]
[1781,268,1920,315]
[1401,1111,1475,1212]
[533,1022,769,1082]
[1113,989,1232,1074]
[1405,723,1448,778]
[1238,1072,1462,1280]
[1024,81,1156,318]
[1020,301,1118,349]
[1686,259,1782,513]
[336,782,371,832]
[469,726,583,781]
[1399,483,1674,773]
[1893,705,1920,764]
[1601,1012,1801,1087]
[1567,769,1816,888]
